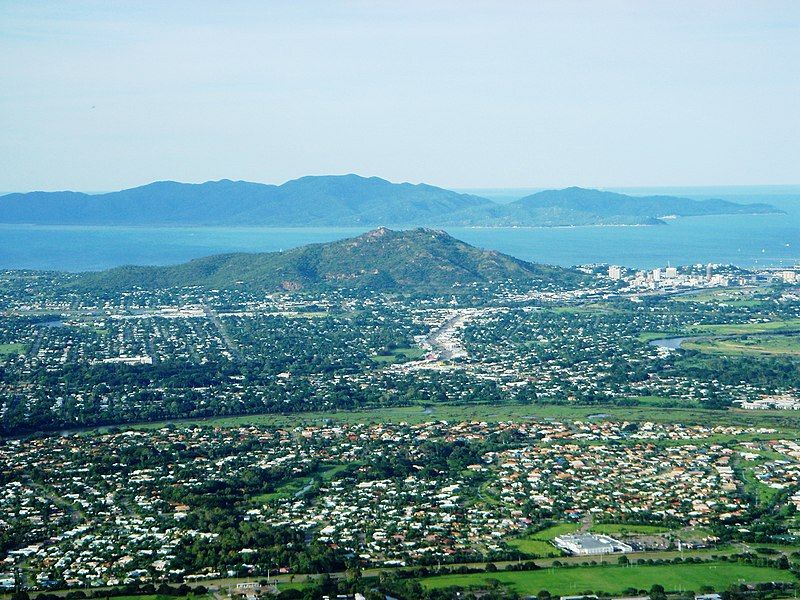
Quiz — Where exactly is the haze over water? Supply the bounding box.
[2,186,799,272]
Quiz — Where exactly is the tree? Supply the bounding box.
[650,584,667,600]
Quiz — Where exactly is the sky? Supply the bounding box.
[1,1,799,191]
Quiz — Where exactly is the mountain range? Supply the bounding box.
[74,227,585,293]
[0,175,781,227]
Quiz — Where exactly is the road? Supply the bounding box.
[203,303,242,361]
[419,308,486,362]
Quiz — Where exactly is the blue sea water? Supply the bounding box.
[1,187,798,272]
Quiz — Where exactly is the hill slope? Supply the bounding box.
[74,227,583,293]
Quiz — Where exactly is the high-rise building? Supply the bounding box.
[706,263,713,280]
[665,266,678,279]
[608,265,622,280]
[652,268,661,282]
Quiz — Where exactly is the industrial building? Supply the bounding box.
[553,533,633,556]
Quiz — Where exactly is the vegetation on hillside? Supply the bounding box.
[72,227,586,293]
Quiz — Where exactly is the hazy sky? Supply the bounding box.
[2,1,799,191]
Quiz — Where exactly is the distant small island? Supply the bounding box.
[0,174,782,228]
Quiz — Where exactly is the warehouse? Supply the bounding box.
[553,533,633,556]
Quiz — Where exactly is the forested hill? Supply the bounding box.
[0,175,492,226]
[508,187,780,224]
[444,187,782,226]
[0,175,781,227]
[72,227,585,293]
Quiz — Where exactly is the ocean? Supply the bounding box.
[1,186,799,272]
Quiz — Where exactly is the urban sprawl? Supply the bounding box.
[2,262,800,599]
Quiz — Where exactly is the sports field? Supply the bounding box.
[420,562,796,595]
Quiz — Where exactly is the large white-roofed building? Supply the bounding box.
[553,533,632,555]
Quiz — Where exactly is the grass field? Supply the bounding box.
[531,523,582,539]
[251,463,349,502]
[677,527,715,540]
[683,334,800,357]
[108,401,800,435]
[507,523,579,557]
[372,346,425,363]
[630,395,700,409]
[0,342,26,358]
[591,524,671,535]
[252,476,314,503]
[506,538,562,556]
[419,562,796,595]
[638,332,683,342]
[739,462,782,506]
[691,318,800,336]
[640,317,800,347]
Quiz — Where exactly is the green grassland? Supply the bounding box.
[640,317,800,344]
[507,523,580,557]
[0,342,26,358]
[677,527,716,540]
[251,463,350,502]
[738,463,782,506]
[419,562,796,595]
[251,477,313,503]
[21,594,213,600]
[506,538,562,557]
[683,334,800,357]
[691,318,800,336]
[116,401,800,435]
[372,346,425,363]
[531,523,582,539]
[591,524,671,535]
[630,395,700,408]
[638,332,683,342]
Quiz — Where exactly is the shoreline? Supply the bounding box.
[0,210,784,231]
